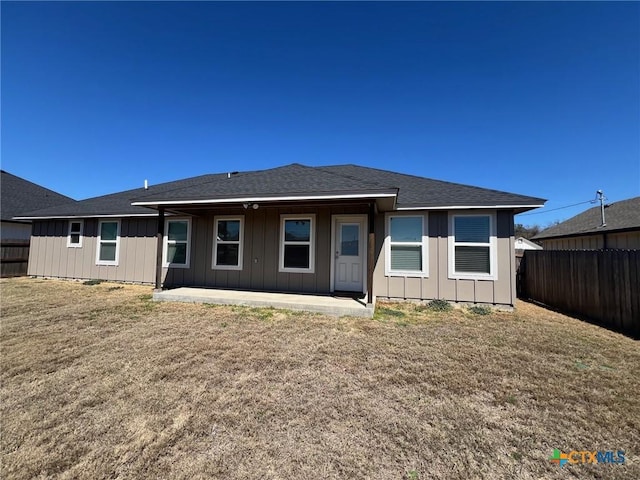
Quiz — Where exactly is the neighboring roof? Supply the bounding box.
[17,163,545,219]
[534,196,640,240]
[515,237,543,250]
[1,170,75,222]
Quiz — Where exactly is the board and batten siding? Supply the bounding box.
[541,231,640,250]
[163,204,369,293]
[372,210,516,306]
[27,207,517,306]
[28,218,157,283]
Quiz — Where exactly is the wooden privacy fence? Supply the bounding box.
[519,250,639,335]
[0,241,30,277]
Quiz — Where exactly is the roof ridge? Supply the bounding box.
[314,165,393,190]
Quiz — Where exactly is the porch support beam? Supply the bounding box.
[155,207,165,290]
[367,202,375,307]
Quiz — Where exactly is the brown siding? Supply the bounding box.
[162,204,368,294]
[373,209,517,307]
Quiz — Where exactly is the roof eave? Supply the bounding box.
[396,203,545,212]
[13,213,159,220]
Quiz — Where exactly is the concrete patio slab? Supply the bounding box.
[153,287,375,318]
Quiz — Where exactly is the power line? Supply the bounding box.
[517,200,594,216]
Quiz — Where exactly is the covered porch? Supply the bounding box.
[153,287,375,318]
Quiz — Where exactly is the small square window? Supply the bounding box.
[67,220,84,248]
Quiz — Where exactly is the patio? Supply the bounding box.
[153,287,375,318]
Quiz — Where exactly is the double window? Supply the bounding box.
[280,215,315,273]
[213,217,244,270]
[67,220,84,248]
[385,214,428,276]
[96,220,120,265]
[164,219,191,267]
[449,213,496,279]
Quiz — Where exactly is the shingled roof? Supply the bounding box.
[17,163,545,218]
[1,170,74,222]
[534,196,640,240]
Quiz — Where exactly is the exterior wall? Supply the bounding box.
[27,206,519,306]
[540,230,640,250]
[28,218,157,283]
[163,204,369,293]
[1,221,32,242]
[372,210,516,306]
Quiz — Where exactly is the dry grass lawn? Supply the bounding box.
[1,277,638,479]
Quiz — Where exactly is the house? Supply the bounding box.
[1,170,74,277]
[16,163,544,309]
[515,237,543,252]
[1,170,74,242]
[533,196,640,250]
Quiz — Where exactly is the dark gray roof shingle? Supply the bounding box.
[534,196,640,239]
[319,164,544,208]
[132,164,395,202]
[1,170,75,221]
[17,163,545,218]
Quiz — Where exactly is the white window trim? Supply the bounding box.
[67,219,84,248]
[163,218,191,268]
[212,216,244,271]
[385,213,429,277]
[96,219,120,266]
[279,214,316,274]
[448,212,498,280]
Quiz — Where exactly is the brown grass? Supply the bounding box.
[1,277,638,479]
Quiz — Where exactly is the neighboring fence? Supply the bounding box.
[519,250,639,336]
[0,241,30,277]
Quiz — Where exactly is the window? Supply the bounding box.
[164,219,191,268]
[385,214,428,276]
[280,215,315,273]
[67,220,84,247]
[449,213,496,279]
[213,217,244,270]
[96,220,120,265]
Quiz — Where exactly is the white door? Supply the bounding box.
[334,220,364,292]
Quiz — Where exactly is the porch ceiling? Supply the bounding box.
[145,197,394,216]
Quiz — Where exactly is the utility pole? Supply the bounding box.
[596,190,606,227]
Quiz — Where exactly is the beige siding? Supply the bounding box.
[28,218,157,283]
[29,206,520,305]
[609,231,640,249]
[372,210,517,307]
[1,222,32,242]
[541,231,640,250]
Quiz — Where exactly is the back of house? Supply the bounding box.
[16,163,545,308]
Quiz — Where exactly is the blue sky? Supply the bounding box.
[2,1,638,226]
